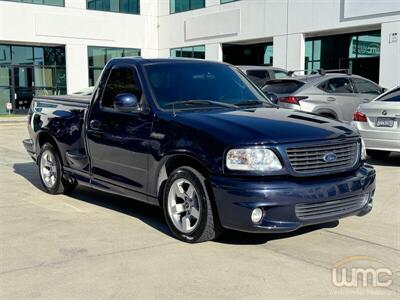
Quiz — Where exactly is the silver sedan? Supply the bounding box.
[352,86,400,158]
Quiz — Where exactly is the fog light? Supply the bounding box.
[251,208,263,224]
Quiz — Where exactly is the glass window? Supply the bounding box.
[144,62,269,109]
[264,44,273,65]
[102,67,141,108]
[87,0,139,14]
[1,0,64,6]
[0,88,12,114]
[0,66,11,86]
[170,0,204,13]
[352,78,381,95]
[320,78,353,94]
[376,87,400,102]
[221,0,239,3]
[170,45,205,59]
[356,32,380,58]
[88,46,141,86]
[12,46,34,65]
[273,70,288,79]
[34,67,54,87]
[0,45,11,64]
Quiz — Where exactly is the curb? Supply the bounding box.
[0,118,28,125]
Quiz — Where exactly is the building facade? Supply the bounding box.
[0,0,399,114]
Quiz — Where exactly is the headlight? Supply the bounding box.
[226,148,282,171]
[361,138,367,161]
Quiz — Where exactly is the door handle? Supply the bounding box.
[327,97,336,102]
[89,119,102,130]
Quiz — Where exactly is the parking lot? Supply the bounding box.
[0,122,399,299]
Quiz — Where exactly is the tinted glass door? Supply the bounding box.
[13,66,34,110]
[0,66,12,114]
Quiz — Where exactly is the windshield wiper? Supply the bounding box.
[165,100,238,109]
[234,100,272,107]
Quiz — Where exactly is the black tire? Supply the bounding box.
[163,166,222,243]
[366,149,390,159]
[38,143,77,195]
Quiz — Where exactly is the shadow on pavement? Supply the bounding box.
[13,161,338,245]
[366,152,400,167]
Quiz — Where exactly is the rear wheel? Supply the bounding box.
[366,150,391,159]
[38,143,77,194]
[163,166,222,243]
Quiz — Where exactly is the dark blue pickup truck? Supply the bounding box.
[24,58,376,243]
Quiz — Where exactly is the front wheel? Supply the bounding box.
[38,143,77,194]
[163,166,222,243]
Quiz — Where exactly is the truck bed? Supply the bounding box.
[33,95,91,108]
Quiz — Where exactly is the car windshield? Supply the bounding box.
[144,61,272,109]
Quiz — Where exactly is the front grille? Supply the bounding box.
[295,194,369,221]
[286,142,359,174]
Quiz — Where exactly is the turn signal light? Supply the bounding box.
[352,111,367,122]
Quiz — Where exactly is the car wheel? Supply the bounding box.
[38,143,77,195]
[366,150,390,159]
[163,166,222,243]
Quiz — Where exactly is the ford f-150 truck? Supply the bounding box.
[23,58,376,243]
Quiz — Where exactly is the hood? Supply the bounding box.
[173,107,358,145]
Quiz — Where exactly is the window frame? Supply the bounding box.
[170,45,205,59]
[99,64,143,113]
[86,0,140,15]
[220,0,239,4]
[169,0,205,14]
[87,46,141,86]
[0,0,65,7]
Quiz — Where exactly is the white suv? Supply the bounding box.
[262,73,385,122]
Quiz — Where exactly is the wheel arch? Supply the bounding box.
[36,131,63,165]
[156,154,211,206]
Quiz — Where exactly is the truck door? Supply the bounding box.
[86,64,152,200]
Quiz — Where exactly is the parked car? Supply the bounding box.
[236,65,288,88]
[23,58,375,243]
[262,72,385,122]
[352,86,400,158]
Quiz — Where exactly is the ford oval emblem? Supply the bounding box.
[323,153,337,162]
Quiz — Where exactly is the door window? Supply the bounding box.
[319,78,353,94]
[352,78,381,95]
[101,66,141,109]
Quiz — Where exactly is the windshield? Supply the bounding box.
[144,61,271,109]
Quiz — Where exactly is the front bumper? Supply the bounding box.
[210,165,376,233]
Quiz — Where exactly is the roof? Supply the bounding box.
[112,56,228,66]
[236,65,286,72]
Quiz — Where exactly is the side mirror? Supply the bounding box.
[381,87,387,94]
[113,93,139,113]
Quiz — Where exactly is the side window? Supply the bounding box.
[101,67,142,108]
[352,78,381,95]
[246,70,270,87]
[319,78,353,94]
[273,70,288,79]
